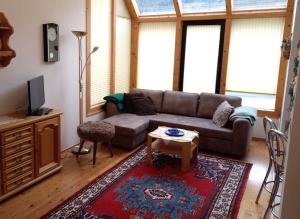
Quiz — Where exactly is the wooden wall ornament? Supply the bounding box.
[0,12,16,67]
[281,35,292,59]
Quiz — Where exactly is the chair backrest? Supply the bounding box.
[268,129,287,171]
[263,116,278,143]
[263,117,278,157]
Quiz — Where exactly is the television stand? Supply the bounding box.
[0,109,62,202]
[30,107,53,116]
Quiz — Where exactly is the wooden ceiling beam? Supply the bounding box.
[231,9,287,19]
[182,13,227,21]
[226,0,232,16]
[173,0,182,18]
[138,15,178,23]
[124,0,138,19]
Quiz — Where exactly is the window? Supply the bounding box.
[87,0,131,115]
[232,0,288,11]
[89,0,111,108]
[180,21,225,93]
[137,22,176,90]
[181,0,226,13]
[226,18,285,111]
[135,0,175,16]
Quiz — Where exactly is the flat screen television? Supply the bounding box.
[27,75,51,116]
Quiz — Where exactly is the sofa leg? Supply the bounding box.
[93,142,98,165]
[108,142,114,157]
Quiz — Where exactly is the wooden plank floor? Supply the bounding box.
[0,140,270,219]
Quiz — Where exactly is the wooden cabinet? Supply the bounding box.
[35,117,61,176]
[0,12,16,67]
[0,110,62,201]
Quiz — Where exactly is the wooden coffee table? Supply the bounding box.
[147,126,199,171]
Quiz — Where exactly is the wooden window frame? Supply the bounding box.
[86,0,116,116]
[127,0,295,118]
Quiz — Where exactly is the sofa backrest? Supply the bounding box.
[131,88,164,112]
[161,91,199,117]
[197,92,242,118]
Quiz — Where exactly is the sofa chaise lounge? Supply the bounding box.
[103,89,253,157]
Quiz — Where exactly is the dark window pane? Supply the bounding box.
[181,0,226,13]
[135,0,175,15]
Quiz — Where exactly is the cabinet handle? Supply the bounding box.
[15,132,22,140]
[16,157,22,163]
[15,169,22,174]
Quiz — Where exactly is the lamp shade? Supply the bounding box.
[92,46,99,53]
[72,31,86,37]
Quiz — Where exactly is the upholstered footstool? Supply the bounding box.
[77,121,115,165]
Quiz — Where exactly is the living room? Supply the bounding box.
[0,0,300,218]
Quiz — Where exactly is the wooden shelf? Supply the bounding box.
[0,12,16,67]
[0,51,14,57]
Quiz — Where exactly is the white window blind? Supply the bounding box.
[226,18,284,110]
[90,0,111,106]
[115,17,131,93]
[183,25,221,94]
[137,22,176,90]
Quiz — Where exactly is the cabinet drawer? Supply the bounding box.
[3,149,34,169]
[1,125,33,145]
[4,160,34,182]
[1,137,33,157]
[4,171,34,193]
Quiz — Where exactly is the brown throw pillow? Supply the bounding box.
[124,92,156,115]
[212,101,234,127]
[131,96,156,115]
[123,92,144,113]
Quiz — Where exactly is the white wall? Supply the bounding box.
[0,0,131,150]
[280,1,300,133]
[280,0,300,218]
[0,0,87,150]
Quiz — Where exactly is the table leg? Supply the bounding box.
[181,142,191,171]
[147,135,153,165]
[192,136,200,162]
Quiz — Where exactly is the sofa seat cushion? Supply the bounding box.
[103,113,155,136]
[150,114,233,140]
[161,91,199,117]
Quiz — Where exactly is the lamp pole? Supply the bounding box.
[71,30,99,154]
[72,31,86,125]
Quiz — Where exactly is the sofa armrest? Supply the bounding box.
[105,102,121,118]
[232,118,253,156]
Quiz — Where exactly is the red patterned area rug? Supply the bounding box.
[42,147,252,219]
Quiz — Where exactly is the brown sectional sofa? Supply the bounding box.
[103,89,253,157]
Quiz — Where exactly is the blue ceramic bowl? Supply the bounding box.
[168,128,179,134]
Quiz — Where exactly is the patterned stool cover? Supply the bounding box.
[77,121,115,143]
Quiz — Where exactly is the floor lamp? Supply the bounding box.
[71,30,99,155]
